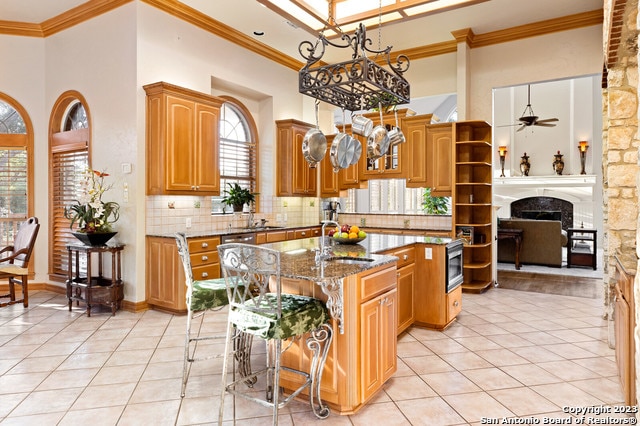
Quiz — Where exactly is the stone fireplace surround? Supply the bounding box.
[510,196,573,231]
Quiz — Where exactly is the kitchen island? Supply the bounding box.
[258,234,454,415]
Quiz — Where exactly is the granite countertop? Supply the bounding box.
[261,234,454,281]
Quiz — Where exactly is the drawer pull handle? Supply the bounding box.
[453,300,459,307]
[403,254,408,260]
[202,243,209,248]
[301,232,306,236]
[202,272,208,278]
[202,255,208,261]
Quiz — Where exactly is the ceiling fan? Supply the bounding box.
[498,85,559,132]
[513,85,559,132]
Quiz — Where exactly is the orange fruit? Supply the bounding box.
[350,225,360,234]
[348,232,358,239]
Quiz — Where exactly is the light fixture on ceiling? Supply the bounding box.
[297,17,410,112]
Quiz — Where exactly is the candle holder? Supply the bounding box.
[498,146,507,177]
[578,141,589,175]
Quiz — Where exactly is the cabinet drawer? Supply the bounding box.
[294,229,311,239]
[256,233,267,244]
[310,227,322,237]
[190,250,219,267]
[188,236,220,254]
[392,246,415,269]
[267,231,287,243]
[360,266,397,301]
[192,263,220,281]
[446,286,462,321]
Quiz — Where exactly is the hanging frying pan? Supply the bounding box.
[330,132,355,172]
[301,100,327,168]
[350,137,362,165]
[367,107,389,160]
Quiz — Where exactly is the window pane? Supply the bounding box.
[63,102,88,131]
[212,102,257,214]
[0,101,26,134]
[0,148,27,246]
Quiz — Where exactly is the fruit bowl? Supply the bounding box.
[332,236,366,245]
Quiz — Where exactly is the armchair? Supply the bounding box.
[0,217,40,307]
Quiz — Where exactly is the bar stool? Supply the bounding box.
[174,233,253,397]
[217,243,333,425]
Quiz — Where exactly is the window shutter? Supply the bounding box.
[51,148,88,277]
[0,147,28,246]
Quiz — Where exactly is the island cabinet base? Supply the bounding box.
[278,263,398,415]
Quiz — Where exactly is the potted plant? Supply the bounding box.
[64,168,120,245]
[422,187,450,215]
[221,183,257,212]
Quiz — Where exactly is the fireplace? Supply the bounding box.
[511,197,573,231]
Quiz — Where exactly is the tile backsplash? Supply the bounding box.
[146,195,452,235]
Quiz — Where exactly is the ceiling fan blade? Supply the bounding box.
[496,123,520,128]
[534,122,557,127]
[536,118,559,123]
[516,124,526,132]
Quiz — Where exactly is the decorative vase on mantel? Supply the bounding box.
[520,152,531,176]
[72,231,117,246]
[552,150,564,175]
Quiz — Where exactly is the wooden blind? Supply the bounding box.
[0,147,28,246]
[51,147,88,277]
[219,136,257,194]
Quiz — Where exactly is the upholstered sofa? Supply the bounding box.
[498,219,568,267]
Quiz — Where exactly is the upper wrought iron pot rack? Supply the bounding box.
[298,23,410,112]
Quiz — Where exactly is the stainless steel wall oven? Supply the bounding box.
[446,240,464,292]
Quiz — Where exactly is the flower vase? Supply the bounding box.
[519,153,530,176]
[72,231,117,246]
[552,151,564,175]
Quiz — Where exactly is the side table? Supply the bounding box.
[497,228,523,270]
[66,242,125,316]
[567,228,597,270]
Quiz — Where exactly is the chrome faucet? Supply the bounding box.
[317,220,340,263]
[246,211,254,228]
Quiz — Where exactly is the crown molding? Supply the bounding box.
[0,2,603,73]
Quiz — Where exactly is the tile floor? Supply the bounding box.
[0,287,628,425]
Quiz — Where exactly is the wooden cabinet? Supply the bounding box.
[358,109,414,179]
[319,136,339,197]
[360,287,397,401]
[380,245,416,335]
[276,119,317,197]
[144,82,222,195]
[145,235,220,313]
[453,121,493,293]
[615,254,637,406]
[414,243,461,329]
[426,123,453,195]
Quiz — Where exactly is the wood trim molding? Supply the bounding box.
[0,3,604,71]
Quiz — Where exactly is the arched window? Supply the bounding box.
[49,92,90,281]
[0,94,34,247]
[213,98,259,214]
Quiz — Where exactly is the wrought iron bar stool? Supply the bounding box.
[217,243,333,425]
[175,233,253,398]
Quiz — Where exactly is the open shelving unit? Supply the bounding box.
[453,121,493,293]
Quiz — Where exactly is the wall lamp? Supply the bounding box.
[578,141,589,175]
[498,146,507,177]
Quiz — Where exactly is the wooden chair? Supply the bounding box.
[0,217,40,308]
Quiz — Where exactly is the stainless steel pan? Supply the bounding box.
[367,108,390,160]
[301,127,327,168]
[330,132,356,172]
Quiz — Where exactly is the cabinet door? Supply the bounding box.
[360,288,397,401]
[397,264,415,335]
[405,120,427,187]
[146,237,184,312]
[166,95,196,192]
[195,103,220,193]
[430,126,452,195]
[292,126,318,196]
[320,142,339,197]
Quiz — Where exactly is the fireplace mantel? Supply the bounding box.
[494,175,596,188]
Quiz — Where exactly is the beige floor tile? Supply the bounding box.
[537,360,604,381]
[485,333,535,348]
[455,336,502,351]
[129,377,183,404]
[444,392,514,423]
[383,375,437,401]
[91,363,147,385]
[569,377,625,404]
[56,352,111,371]
[106,348,156,366]
[422,337,468,355]
[120,400,182,425]
[10,388,83,416]
[542,342,600,359]
[403,354,455,375]
[474,348,529,366]
[0,393,28,417]
[462,367,524,390]
[421,371,482,395]
[396,396,466,425]
[72,382,137,410]
[439,351,493,371]
[510,345,565,363]
[499,364,564,386]
[488,387,559,416]
[35,367,99,391]
[0,371,49,394]
[529,382,606,407]
[396,340,434,358]
[0,411,65,425]
[348,401,411,426]
[59,405,125,426]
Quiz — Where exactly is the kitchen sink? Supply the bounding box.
[327,256,375,264]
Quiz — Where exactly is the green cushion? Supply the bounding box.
[229,294,330,340]
[190,278,228,311]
